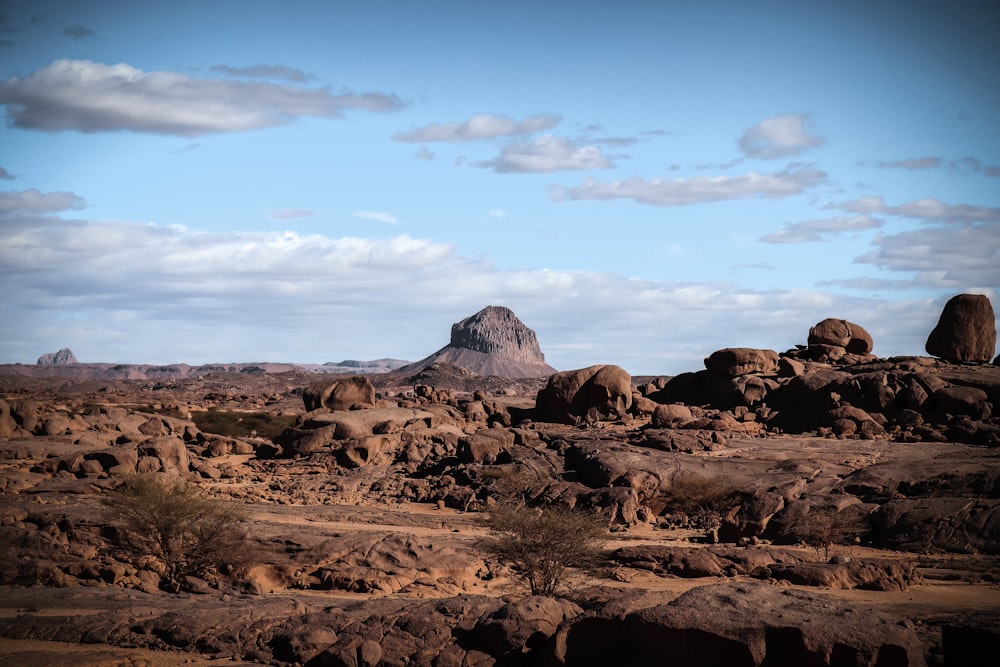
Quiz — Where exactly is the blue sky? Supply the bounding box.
[1,0,998,374]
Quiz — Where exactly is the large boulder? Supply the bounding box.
[535,365,632,424]
[704,348,778,376]
[925,294,997,363]
[808,318,874,354]
[302,376,376,412]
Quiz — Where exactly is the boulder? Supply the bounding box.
[474,596,582,657]
[808,318,874,355]
[302,376,376,412]
[535,365,632,424]
[925,294,997,363]
[650,403,693,428]
[704,348,778,376]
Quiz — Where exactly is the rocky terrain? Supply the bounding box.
[1,297,999,666]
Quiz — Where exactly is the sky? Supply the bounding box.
[1,0,998,375]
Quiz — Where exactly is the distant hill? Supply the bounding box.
[0,358,410,380]
[397,305,557,379]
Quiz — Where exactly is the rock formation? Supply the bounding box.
[808,317,874,355]
[36,348,77,365]
[925,293,997,363]
[535,364,632,424]
[399,306,557,378]
[302,376,376,412]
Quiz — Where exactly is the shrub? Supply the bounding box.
[661,474,745,529]
[477,504,607,596]
[102,475,248,591]
[774,503,868,559]
[190,409,296,439]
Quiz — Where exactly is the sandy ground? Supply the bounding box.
[2,499,998,666]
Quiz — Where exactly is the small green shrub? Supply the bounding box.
[102,475,248,591]
[477,504,607,596]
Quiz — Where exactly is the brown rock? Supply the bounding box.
[808,318,874,354]
[535,364,632,424]
[925,293,997,363]
[932,385,992,420]
[650,403,693,428]
[553,582,926,666]
[474,596,582,656]
[704,348,778,376]
[302,375,376,412]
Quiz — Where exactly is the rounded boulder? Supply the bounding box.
[808,318,874,355]
[925,293,997,363]
[535,364,632,424]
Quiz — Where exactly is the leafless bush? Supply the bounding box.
[660,474,745,529]
[102,475,248,591]
[477,504,607,596]
[774,503,868,559]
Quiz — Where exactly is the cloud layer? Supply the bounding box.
[0,189,970,372]
[760,215,883,243]
[0,60,403,136]
[551,167,826,207]
[393,113,560,142]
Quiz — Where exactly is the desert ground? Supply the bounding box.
[2,306,999,666]
[1,357,998,666]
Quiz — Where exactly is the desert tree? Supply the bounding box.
[102,474,248,591]
[477,503,607,597]
[774,502,869,560]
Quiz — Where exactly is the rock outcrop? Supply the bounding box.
[399,306,557,378]
[553,583,927,666]
[808,318,874,355]
[926,293,997,363]
[535,364,632,424]
[36,348,77,365]
[302,376,376,412]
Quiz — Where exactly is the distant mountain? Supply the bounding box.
[37,348,78,365]
[318,359,410,374]
[397,305,557,379]
[0,358,410,380]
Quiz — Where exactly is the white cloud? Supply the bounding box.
[855,224,1000,289]
[0,188,86,217]
[414,147,435,161]
[831,196,1000,223]
[551,167,826,207]
[353,210,400,224]
[488,208,506,218]
[268,208,316,221]
[739,113,824,159]
[477,135,613,173]
[0,203,963,373]
[393,112,560,143]
[760,215,883,243]
[0,59,404,136]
